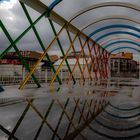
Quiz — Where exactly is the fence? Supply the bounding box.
[0,68,93,86]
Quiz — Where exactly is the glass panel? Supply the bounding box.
[53,0,140,21]
[0,130,8,140]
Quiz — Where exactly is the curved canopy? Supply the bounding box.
[47,1,140,54]
[2,0,140,54]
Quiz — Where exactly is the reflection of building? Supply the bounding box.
[110,52,139,78]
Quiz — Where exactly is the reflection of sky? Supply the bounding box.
[1,0,140,55]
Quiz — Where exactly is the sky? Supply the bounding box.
[1,0,140,60]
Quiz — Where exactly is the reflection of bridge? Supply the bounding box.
[0,0,140,139]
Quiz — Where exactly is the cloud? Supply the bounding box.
[0,0,16,9]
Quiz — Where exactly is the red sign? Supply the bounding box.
[0,59,21,65]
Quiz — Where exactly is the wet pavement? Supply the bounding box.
[0,78,140,140]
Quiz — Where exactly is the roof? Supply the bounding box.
[4,51,58,62]
[111,52,133,60]
[48,55,59,62]
[54,57,91,66]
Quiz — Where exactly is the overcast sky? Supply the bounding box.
[1,0,140,59]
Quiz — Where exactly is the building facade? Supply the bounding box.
[0,51,58,85]
[110,52,139,78]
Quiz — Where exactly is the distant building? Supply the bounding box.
[1,50,58,66]
[110,52,139,78]
[0,51,59,85]
[54,52,93,81]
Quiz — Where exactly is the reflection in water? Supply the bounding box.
[0,78,140,139]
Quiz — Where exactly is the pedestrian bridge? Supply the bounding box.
[0,0,140,139]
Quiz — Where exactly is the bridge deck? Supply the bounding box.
[0,78,140,140]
